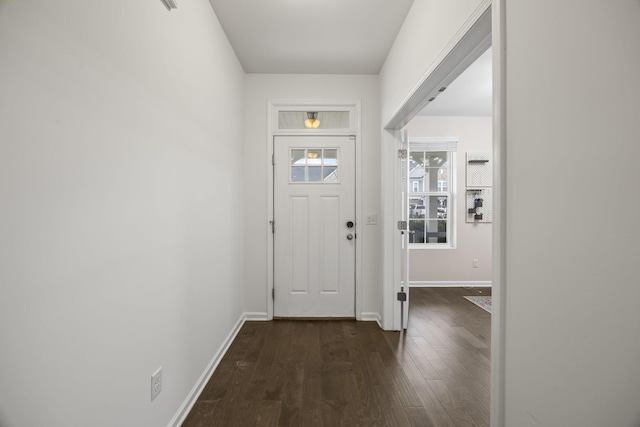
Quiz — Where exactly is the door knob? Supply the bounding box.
[346,233,354,240]
[346,221,354,228]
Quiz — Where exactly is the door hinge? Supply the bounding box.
[272,288,275,300]
[270,220,274,233]
[272,154,275,165]
[397,291,407,302]
[397,220,407,230]
[398,149,407,159]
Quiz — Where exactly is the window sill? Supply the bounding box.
[409,244,456,250]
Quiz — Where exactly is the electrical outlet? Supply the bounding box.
[366,213,377,225]
[473,259,479,268]
[151,367,162,401]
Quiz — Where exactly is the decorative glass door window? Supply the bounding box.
[290,148,339,183]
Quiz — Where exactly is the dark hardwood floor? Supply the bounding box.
[183,287,491,426]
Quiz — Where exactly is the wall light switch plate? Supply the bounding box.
[366,213,377,225]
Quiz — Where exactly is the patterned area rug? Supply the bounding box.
[463,296,492,313]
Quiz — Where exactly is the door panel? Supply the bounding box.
[320,196,340,293]
[289,196,309,294]
[274,135,355,317]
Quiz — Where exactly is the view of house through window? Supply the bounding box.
[408,145,455,245]
[290,148,339,183]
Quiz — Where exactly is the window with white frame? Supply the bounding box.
[408,139,457,246]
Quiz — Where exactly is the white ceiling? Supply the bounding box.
[207,1,491,116]
[417,47,493,117]
[207,0,415,74]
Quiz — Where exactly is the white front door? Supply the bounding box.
[273,135,355,317]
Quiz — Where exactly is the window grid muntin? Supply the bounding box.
[409,150,453,246]
[290,148,339,183]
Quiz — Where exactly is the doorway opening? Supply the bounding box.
[382,3,505,425]
[397,46,494,425]
[406,46,493,300]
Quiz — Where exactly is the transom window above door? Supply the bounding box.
[278,111,351,130]
[290,148,339,183]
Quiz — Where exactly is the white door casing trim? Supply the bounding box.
[491,2,507,426]
[266,100,362,321]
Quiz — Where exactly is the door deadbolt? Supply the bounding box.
[346,221,354,228]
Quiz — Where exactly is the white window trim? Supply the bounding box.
[408,137,458,249]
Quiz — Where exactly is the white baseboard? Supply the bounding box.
[169,312,248,427]
[361,312,382,328]
[244,312,269,321]
[409,281,492,288]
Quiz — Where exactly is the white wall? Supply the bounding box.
[0,1,245,426]
[243,74,382,318]
[406,116,492,283]
[503,1,640,426]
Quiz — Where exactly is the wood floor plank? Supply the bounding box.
[461,400,490,427]
[208,361,258,425]
[404,406,440,427]
[428,379,479,427]
[184,288,491,426]
[370,382,413,427]
[181,400,218,427]
[405,375,458,427]
[451,326,489,349]
[350,343,385,424]
[383,335,457,427]
[255,400,282,426]
[299,363,323,427]
[403,337,443,381]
